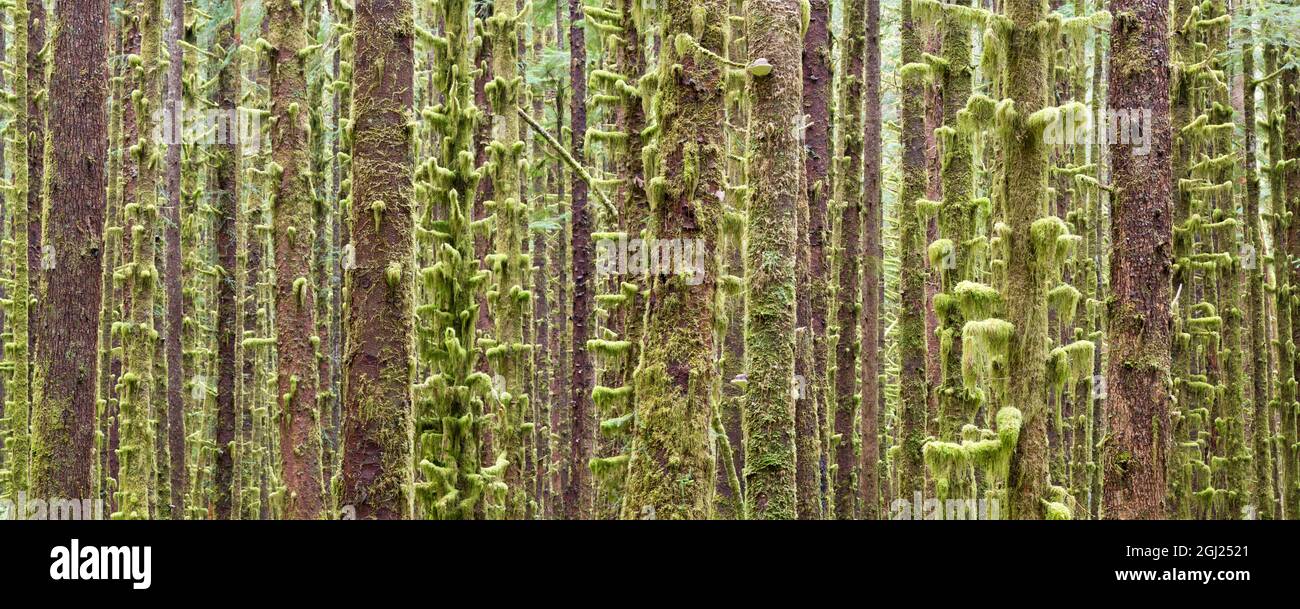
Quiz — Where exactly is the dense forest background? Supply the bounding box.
[0,0,1297,520]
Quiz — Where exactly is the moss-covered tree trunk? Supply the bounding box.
[340,0,415,520]
[1101,0,1172,519]
[830,0,867,521]
[267,0,326,519]
[486,0,530,519]
[414,0,495,520]
[159,0,186,519]
[1240,5,1274,520]
[22,0,43,383]
[548,6,569,519]
[115,0,164,520]
[303,0,335,502]
[1,0,34,508]
[897,0,931,510]
[1087,0,1108,518]
[330,0,355,502]
[237,27,273,520]
[1283,50,1300,520]
[710,0,747,521]
[526,20,554,517]
[1263,41,1289,520]
[28,0,109,501]
[564,0,594,520]
[742,0,800,519]
[211,5,240,520]
[859,0,884,521]
[621,0,725,520]
[797,0,832,521]
[1002,0,1052,520]
[95,14,126,511]
[933,0,979,442]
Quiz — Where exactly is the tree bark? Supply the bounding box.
[268,0,326,519]
[160,0,186,519]
[897,0,931,512]
[859,0,884,520]
[212,4,241,520]
[29,0,109,502]
[1102,0,1173,519]
[563,0,594,520]
[797,0,832,521]
[340,0,415,520]
[744,0,801,519]
[621,0,726,520]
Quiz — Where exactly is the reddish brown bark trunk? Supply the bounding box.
[339,0,415,520]
[1102,0,1173,519]
[859,0,883,520]
[212,7,240,520]
[564,0,594,520]
[28,0,109,500]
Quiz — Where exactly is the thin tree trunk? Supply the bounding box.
[859,0,884,520]
[117,0,164,520]
[798,0,833,521]
[897,0,931,511]
[832,0,868,520]
[268,0,325,519]
[212,3,241,520]
[1240,3,1274,520]
[564,0,594,520]
[160,0,186,519]
[1282,46,1300,520]
[487,0,529,519]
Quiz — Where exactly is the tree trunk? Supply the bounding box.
[897,0,931,511]
[797,0,833,521]
[340,0,415,520]
[621,0,726,520]
[117,0,164,520]
[412,0,491,520]
[268,0,325,519]
[212,4,240,520]
[1102,0,1173,519]
[564,0,594,520]
[743,0,801,519]
[1240,4,1274,520]
[487,0,529,519]
[1282,48,1300,520]
[160,0,186,519]
[28,0,109,502]
[859,0,884,521]
[25,0,44,351]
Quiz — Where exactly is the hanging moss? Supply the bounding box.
[1047,283,1081,328]
[409,0,495,520]
[961,318,1013,391]
[921,406,1023,507]
[954,281,1002,320]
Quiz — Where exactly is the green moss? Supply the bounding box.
[954,281,1002,320]
[1047,283,1082,328]
[961,318,1013,390]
